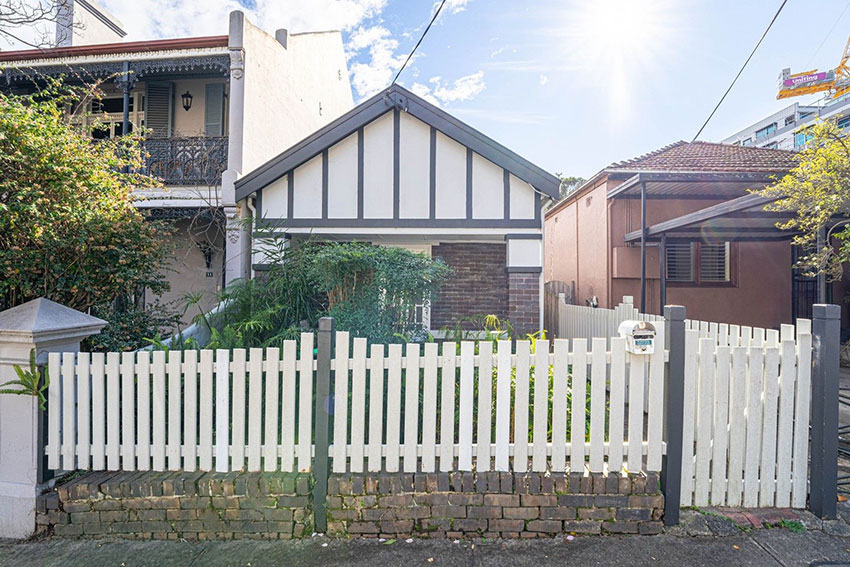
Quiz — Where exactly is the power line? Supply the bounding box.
[692,0,788,141]
[391,0,448,86]
[805,0,850,68]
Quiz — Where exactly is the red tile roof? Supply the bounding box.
[608,140,797,173]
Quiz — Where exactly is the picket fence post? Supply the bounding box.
[661,305,686,526]
[313,317,335,533]
[810,304,840,519]
[0,298,105,539]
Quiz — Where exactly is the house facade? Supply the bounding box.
[0,5,353,318]
[543,141,829,330]
[234,85,561,334]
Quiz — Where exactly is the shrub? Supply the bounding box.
[200,238,451,348]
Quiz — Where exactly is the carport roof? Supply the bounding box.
[622,193,797,243]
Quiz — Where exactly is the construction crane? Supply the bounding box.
[777,36,850,99]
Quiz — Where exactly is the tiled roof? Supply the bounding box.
[608,140,797,173]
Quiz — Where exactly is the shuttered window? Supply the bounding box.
[204,83,226,136]
[665,243,694,282]
[665,241,732,284]
[700,243,731,282]
[144,82,173,138]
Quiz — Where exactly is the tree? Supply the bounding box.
[0,81,173,315]
[756,121,850,280]
[557,175,586,199]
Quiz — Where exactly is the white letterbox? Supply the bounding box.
[618,320,656,354]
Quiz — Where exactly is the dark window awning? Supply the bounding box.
[623,193,798,243]
[607,171,786,200]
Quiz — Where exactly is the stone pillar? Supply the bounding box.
[0,298,105,539]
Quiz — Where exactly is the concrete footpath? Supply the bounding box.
[1,528,849,567]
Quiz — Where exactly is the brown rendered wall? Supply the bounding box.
[431,243,508,329]
[545,177,795,330]
[544,179,610,307]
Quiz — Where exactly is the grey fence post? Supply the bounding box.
[661,305,686,526]
[810,304,840,519]
[313,317,335,533]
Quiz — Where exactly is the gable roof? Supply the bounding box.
[235,84,561,201]
[607,140,798,173]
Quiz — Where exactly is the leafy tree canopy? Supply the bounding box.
[557,175,586,200]
[757,121,850,279]
[0,80,173,313]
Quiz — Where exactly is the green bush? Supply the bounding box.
[197,238,451,348]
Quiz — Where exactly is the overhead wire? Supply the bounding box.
[390,0,448,86]
[692,0,789,141]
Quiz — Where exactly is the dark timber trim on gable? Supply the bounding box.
[235,84,560,201]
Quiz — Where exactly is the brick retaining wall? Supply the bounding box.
[38,471,663,540]
[326,471,663,539]
[36,471,313,540]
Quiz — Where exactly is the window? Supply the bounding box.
[665,242,694,282]
[763,142,778,149]
[838,116,850,130]
[741,137,753,146]
[665,242,732,284]
[699,243,730,282]
[755,123,777,140]
[785,116,795,127]
[795,130,813,149]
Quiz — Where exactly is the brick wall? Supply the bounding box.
[36,471,313,540]
[431,243,507,329]
[38,470,663,540]
[508,272,540,335]
[326,471,663,539]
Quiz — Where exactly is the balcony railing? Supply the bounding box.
[142,136,228,186]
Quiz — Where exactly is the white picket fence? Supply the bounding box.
[46,334,666,476]
[557,295,795,347]
[680,320,812,509]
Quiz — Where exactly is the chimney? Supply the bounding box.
[56,0,126,47]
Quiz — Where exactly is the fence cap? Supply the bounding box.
[812,304,841,320]
[0,298,106,345]
[663,305,686,321]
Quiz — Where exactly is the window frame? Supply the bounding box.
[665,241,736,288]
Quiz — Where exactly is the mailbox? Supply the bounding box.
[618,320,656,354]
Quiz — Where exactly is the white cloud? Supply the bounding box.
[347,25,407,98]
[411,71,485,106]
[99,0,387,40]
[443,0,471,15]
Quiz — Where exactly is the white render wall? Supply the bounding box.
[56,0,125,47]
[240,21,353,176]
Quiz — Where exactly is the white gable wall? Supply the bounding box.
[363,112,394,219]
[327,133,358,219]
[435,131,467,219]
[399,112,430,219]
[292,154,322,218]
[260,173,288,219]
[254,110,543,239]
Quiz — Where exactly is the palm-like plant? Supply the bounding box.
[0,349,49,410]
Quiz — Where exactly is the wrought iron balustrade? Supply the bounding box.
[142,136,228,186]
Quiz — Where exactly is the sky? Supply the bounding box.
[7,0,850,179]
